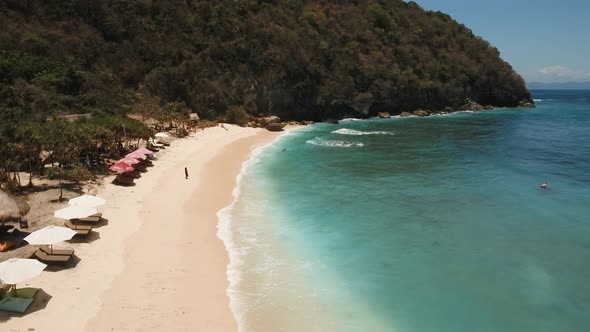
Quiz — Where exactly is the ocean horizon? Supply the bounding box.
[219,89,590,332]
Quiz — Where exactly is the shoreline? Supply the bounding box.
[1,125,284,331]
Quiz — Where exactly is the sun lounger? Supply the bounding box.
[0,288,38,313]
[138,160,153,167]
[40,245,74,256]
[64,220,93,235]
[33,249,71,265]
[114,174,135,186]
[71,213,102,223]
[124,170,141,179]
[132,164,147,172]
[149,138,164,148]
[0,297,34,313]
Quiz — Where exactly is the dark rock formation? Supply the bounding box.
[519,101,535,108]
[400,112,413,117]
[257,116,281,126]
[266,122,286,132]
[459,99,485,111]
[413,109,430,117]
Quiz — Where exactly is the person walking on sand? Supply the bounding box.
[185,167,189,179]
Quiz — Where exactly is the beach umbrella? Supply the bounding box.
[155,132,170,138]
[0,258,46,287]
[68,194,106,208]
[109,161,134,173]
[0,190,30,222]
[134,147,154,155]
[24,226,76,254]
[54,206,97,220]
[125,151,147,160]
[117,157,141,165]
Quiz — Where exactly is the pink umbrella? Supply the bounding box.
[125,151,146,159]
[134,148,154,155]
[117,157,140,165]
[109,161,134,173]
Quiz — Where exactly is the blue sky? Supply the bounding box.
[411,0,590,83]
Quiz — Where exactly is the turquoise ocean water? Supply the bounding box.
[218,90,590,332]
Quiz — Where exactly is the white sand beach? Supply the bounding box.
[1,125,282,331]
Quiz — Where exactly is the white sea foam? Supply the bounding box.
[331,128,394,136]
[306,137,365,148]
[216,130,297,331]
[533,99,543,102]
[338,117,363,122]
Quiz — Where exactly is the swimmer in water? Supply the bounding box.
[540,182,548,189]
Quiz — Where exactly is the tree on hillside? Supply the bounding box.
[0,0,532,123]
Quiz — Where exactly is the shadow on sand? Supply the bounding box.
[43,255,81,272]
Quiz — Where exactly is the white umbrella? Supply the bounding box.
[0,258,46,286]
[24,225,76,250]
[68,194,106,208]
[54,206,97,220]
[155,132,170,138]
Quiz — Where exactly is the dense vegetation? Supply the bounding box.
[0,0,532,189]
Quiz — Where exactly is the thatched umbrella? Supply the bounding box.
[0,189,30,222]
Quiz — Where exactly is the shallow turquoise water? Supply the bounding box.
[221,90,590,331]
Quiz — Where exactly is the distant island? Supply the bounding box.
[528,82,590,90]
[0,0,532,124]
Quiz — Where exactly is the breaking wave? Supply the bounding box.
[331,128,394,136]
[306,137,364,148]
[338,118,363,123]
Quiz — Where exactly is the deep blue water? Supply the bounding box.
[223,90,590,331]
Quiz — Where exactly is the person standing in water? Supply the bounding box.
[185,167,189,179]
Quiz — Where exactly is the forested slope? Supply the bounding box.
[0,0,532,122]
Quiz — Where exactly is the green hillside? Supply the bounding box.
[0,0,531,122]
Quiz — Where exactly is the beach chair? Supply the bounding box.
[39,245,74,256]
[156,138,171,146]
[124,170,142,179]
[64,220,93,236]
[71,213,102,223]
[0,288,38,313]
[33,249,71,265]
[132,164,147,172]
[114,174,135,186]
[138,159,154,167]
[149,138,164,149]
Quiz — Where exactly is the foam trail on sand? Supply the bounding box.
[216,131,295,332]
